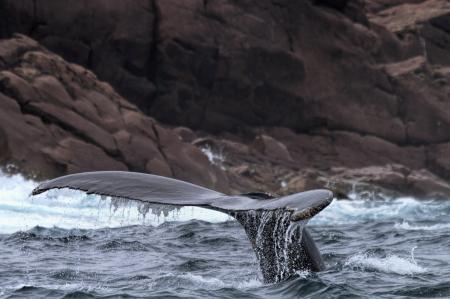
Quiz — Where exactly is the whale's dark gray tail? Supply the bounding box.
[32,171,333,283]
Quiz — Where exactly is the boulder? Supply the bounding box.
[251,134,293,163]
[0,35,228,192]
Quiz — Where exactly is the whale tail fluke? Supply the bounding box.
[32,171,333,283]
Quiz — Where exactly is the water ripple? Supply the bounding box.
[0,172,449,298]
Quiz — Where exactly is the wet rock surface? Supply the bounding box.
[0,1,450,198]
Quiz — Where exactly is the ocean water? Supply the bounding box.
[0,172,449,298]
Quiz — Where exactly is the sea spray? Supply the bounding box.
[394,220,450,231]
[0,180,230,234]
[344,248,427,275]
[1,170,449,297]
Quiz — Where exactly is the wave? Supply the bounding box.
[394,220,450,231]
[1,282,107,297]
[1,171,449,234]
[344,248,427,275]
[0,172,230,234]
[153,272,262,290]
[97,239,149,252]
[5,230,90,244]
[311,197,450,226]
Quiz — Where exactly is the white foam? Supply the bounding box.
[153,272,261,290]
[311,197,448,226]
[200,145,225,169]
[0,171,231,234]
[181,273,227,289]
[178,273,262,289]
[344,250,427,275]
[394,221,450,231]
[294,270,311,279]
[1,170,449,235]
[236,278,262,289]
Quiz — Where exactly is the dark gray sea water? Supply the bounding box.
[0,173,449,298]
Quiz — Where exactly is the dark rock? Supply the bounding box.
[326,164,450,199]
[251,134,293,163]
[0,0,449,146]
[0,0,157,109]
[152,124,229,192]
[0,0,424,141]
[428,143,450,180]
[366,0,425,13]
[0,35,228,191]
[173,127,196,143]
[42,138,128,174]
[313,0,348,10]
[0,126,9,164]
[1,2,450,197]
[0,1,449,156]
[407,169,450,198]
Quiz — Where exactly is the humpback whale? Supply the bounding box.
[32,171,333,283]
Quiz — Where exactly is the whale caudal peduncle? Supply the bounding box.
[233,209,324,283]
[31,171,333,283]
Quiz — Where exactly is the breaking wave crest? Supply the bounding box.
[0,171,449,298]
[154,273,262,290]
[311,197,450,226]
[0,172,231,234]
[394,221,450,231]
[1,170,448,234]
[344,248,427,275]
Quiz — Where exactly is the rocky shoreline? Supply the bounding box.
[1,0,450,198]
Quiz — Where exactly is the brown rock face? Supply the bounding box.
[0,0,434,139]
[0,0,158,110]
[1,1,450,198]
[1,0,449,142]
[252,135,293,163]
[0,35,227,192]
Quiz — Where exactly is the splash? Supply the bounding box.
[344,249,427,275]
[179,273,227,289]
[0,171,231,234]
[294,270,311,279]
[182,273,262,289]
[395,221,450,231]
[310,197,449,225]
[200,145,225,169]
[153,272,262,290]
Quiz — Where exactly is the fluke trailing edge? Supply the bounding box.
[32,171,333,283]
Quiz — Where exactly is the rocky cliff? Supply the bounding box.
[1,0,450,198]
[0,35,228,191]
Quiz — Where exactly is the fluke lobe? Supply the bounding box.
[32,171,333,283]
